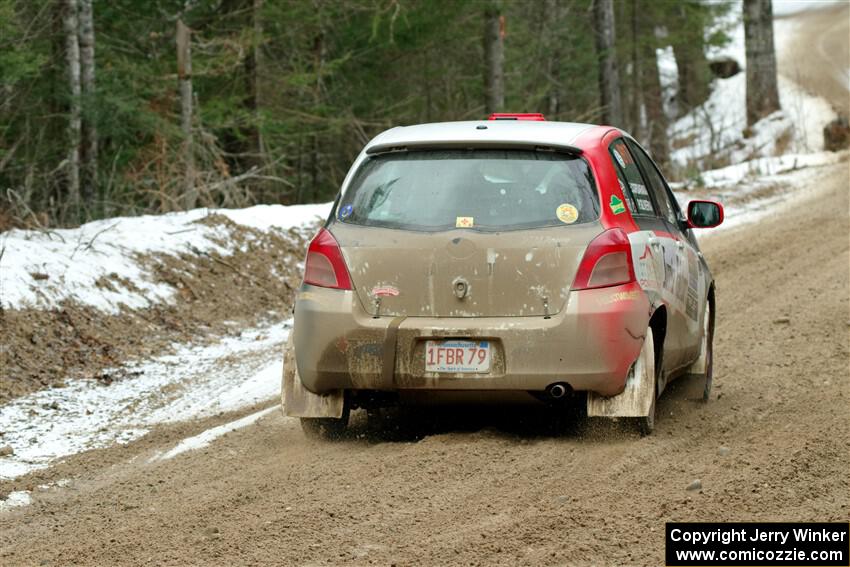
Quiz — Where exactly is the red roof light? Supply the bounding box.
[488,113,546,121]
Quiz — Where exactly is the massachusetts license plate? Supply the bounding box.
[425,340,491,373]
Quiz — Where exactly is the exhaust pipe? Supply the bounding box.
[546,383,570,400]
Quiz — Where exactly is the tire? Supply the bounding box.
[300,399,350,441]
[633,327,657,436]
[701,302,714,403]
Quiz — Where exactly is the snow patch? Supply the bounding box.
[772,0,845,17]
[673,154,846,236]
[0,202,331,313]
[677,151,843,189]
[0,490,31,512]
[669,74,835,170]
[0,320,291,480]
[155,406,277,461]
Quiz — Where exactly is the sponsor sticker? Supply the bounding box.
[609,195,626,215]
[371,285,400,298]
[456,216,474,228]
[556,203,579,224]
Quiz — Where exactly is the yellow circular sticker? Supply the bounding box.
[556,203,579,224]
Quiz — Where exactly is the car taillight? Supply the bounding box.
[572,228,636,290]
[303,228,352,290]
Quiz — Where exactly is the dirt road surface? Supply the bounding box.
[2,10,849,567]
[778,2,850,115]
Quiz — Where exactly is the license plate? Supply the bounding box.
[425,340,491,373]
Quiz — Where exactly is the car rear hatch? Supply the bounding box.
[331,147,603,318]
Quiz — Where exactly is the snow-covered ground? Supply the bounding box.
[0,203,331,313]
[666,1,838,173]
[772,0,846,17]
[0,320,290,480]
[677,156,845,235]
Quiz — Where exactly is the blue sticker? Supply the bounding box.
[339,204,353,219]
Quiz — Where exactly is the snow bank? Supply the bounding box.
[0,203,331,313]
[0,320,290,480]
[772,0,846,17]
[668,2,837,171]
[675,151,844,189]
[672,152,846,239]
[669,67,835,170]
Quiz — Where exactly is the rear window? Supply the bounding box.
[335,149,600,232]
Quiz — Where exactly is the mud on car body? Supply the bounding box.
[282,115,723,437]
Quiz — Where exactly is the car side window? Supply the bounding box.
[627,140,678,225]
[609,139,655,216]
[610,160,637,214]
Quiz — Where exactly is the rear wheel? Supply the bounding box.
[300,397,350,440]
[632,327,657,436]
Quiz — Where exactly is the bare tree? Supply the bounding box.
[544,0,564,118]
[593,0,623,126]
[743,0,780,127]
[248,0,265,159]
[176,19,195,209]
[62,0,81,217]
[78,0,96,205]
[483,2,505,114]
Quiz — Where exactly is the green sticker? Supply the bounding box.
[610,195,626,215]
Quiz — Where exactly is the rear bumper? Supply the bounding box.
[293,282,651,397]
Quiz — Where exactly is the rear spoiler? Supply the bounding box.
[365,140,583,156]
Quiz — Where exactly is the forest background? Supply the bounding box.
[1,0,767,228]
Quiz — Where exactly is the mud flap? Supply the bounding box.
[686,303,711,378]
[685,348,708,378]
[281,335,345,418]
[586,330,655,418]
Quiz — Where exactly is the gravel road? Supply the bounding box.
[1,8,848,567]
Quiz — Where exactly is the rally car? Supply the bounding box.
[282,114,723,437]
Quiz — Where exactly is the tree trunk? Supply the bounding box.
[544,0,563,118]
[309,31,325,203]
[62,0,81,219]
[245,0,264,160]
[670,2,711,111]
[483,3,505,114]
[671,42,708,111]
[629,0,643,138]
[743,0,781,127]
[641,36,669,166]
[593,0,623,126]
[176,19,195,210]
[78,0,96,207]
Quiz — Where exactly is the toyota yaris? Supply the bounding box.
[282,114,723,437]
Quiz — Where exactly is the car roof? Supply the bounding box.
[364,120,606,154]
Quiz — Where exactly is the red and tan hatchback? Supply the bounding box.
[282,115,723,437]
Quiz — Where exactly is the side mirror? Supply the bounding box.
[687,200,724,229]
